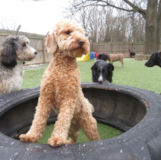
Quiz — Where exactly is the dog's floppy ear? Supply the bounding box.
[106,63,114,83]
[157,52,161,67]
[91,63,97,71]
[0,41,17,68]
[45,33,57,54]
[91,63,98,82]
[158,51,161,59]
[108,63,114,71]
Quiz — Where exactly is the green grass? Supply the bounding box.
[22,64,49,89]
[21,58,161,144]
[112,58,161,93]
[38,123,122,144]
[78,58,161,94]
[21,58,161,93]
[22,58,161,94]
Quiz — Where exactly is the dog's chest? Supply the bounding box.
[51,90,81,115]
[43,69,81,113]
[13,64,23,76]
[11,64,23,91]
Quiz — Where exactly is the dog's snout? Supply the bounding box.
[98,80,103,84]
[34,51,37,55]
[98,75,103,84]
[78,40,84,46]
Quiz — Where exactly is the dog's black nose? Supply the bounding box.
[78,40,84,46]
[34,51,37,55]
[98,81,103,84]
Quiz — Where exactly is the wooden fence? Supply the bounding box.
[90,42,146,57]
[1,29,161,64]
[90,42,161,59]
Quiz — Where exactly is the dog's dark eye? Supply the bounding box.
[22,43,26,47]
[66,30,71,34]
[102,70,106,73]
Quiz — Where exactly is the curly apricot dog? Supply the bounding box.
[19,20,100,147]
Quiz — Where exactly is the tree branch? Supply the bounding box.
[86,0,138,12]
[74,0,147,18]
[123,0,146,18]
[157,0,161,45]
[16,25,21,36]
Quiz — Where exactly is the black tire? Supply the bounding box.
[0,83,161,160]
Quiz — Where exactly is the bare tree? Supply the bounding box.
[0,16,18,31]
[65,4,145,43]
[67,0,161,55]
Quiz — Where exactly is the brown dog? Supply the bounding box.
[108,54,124,67]
[19,20,100,147]
[97,53,124,67]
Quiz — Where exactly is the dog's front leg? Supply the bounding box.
[48,99,76,147]
[19,91,52,143]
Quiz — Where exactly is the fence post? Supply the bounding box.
[111,43,113,54]
[90,40,93,52]
[42,37,46,64]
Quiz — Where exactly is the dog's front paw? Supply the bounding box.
[19,134,39,143]
[48,137,67,147]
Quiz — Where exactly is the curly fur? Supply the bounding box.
[19,20,100,147]
[0,35,37,96]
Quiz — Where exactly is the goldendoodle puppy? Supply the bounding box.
[19,20,100,147]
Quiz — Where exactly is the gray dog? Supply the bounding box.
[0,35,37,96]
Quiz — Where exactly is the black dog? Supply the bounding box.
[129,49,136,58]
[91,57,114,84]
[97,53,109,61]
[145,52,161,67]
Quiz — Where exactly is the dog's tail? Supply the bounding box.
[97,53,108,61]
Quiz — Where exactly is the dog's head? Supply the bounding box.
[145,52,161,67]
[0,35,37,68]
[45,20,90,58]
[91,60,114,83]
[97,53,109,61]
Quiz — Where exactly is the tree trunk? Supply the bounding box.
[145,0,158,54]
[157,0,161,51]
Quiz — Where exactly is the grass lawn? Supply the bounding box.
[21,58,161,144]
[22,58,161,94]
[38,123,122,144]
[77,58,161,94]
